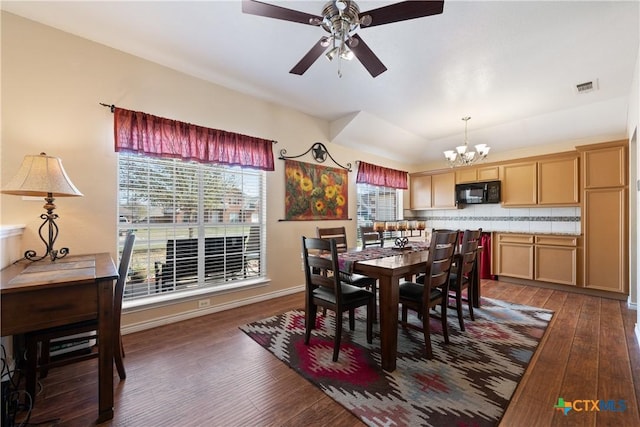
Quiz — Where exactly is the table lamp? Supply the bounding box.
[1,152,83,261]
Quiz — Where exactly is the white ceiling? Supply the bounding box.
[2,1,638,166]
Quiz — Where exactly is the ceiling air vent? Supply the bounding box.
[575,79,599,94]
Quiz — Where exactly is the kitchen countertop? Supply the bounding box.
[487,230,581,236]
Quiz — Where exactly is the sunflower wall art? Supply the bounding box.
[284,159,348,220]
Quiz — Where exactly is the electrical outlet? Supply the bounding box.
[198,299,210,308]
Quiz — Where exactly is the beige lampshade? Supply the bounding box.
[1,152,83,197]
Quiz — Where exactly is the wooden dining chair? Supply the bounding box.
[415,228,460,284]
[302,236,374,362]
[448,229,482,331]
[316,226,378,320]
[432,228,463,251]
[360,225,383,249]
[398,230,457,359]
[25,232,136,401]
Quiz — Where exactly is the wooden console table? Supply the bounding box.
[1,253,118,423]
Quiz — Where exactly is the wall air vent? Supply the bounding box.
[575,79,599,94]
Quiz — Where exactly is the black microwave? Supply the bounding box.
[455,181,501,205]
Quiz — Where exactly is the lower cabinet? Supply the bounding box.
[494,234,534,279]
[534,236,578,286]
[494,233,578,286]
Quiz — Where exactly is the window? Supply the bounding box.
[117,152,265,301]
[356,183,402,244]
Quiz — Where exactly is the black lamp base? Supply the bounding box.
[24,194,70,262]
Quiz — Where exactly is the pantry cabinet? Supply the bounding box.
[579,141,627,294]
[583,144,626,188]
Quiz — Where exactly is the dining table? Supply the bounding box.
[338,242,481,372]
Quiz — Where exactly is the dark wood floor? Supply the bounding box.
[12,280,640,426]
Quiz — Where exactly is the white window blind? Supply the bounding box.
[356,183,400,242]
[117,152,266,301]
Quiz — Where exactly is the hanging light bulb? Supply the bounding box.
[340,46,354,60]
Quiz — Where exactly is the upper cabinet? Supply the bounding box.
[455,168,477,184]
[410,174,432,209]
[409,171,456,209]
[432,172,456,208]
[537,156,579,205]
[501,154,579,207]
[455,165,500,184]
[582,143,626,188]
[501,161,538,206]
[478,165,500,182]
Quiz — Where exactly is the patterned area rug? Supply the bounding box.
[239,298,553,427]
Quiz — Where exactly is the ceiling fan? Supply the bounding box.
[242,0,445,78]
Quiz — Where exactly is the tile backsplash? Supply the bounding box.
[406,204,581,235]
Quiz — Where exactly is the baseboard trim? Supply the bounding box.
[494,276,628,301]
[121,285,304,335]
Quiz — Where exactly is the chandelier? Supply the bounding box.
[443,117,490,167]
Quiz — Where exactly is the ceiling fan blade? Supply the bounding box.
[290,39,328,75]
[349,34,387,78]
[360,1,444,28]
[242,0,322,25]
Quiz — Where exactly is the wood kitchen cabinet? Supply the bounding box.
[534,235,578,286]
[494,233,578,286]
[501,154,579,206]
[455,168,477,184]
[411,139,628,297]
[583,188,626,293]
[455,165,500,184]
[431,172,456,208]
[582,143,626,188]
[409,171,455,209]
[501,162,537,206]
[409,174,432,209]
[494,234,534,279]
[537,155,579,205]
[579,140,628,294]
[478,165,500,182]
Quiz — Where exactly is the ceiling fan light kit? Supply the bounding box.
[444,117,491,167]
[242,0,444,77]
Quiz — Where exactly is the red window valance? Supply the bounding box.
[114,107,275,171]
[356,161,408,189]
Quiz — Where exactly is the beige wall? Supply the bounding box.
[0,12,411,331]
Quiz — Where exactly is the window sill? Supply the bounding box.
[122,277,271,312]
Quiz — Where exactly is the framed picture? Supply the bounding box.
[284,159,348,220]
